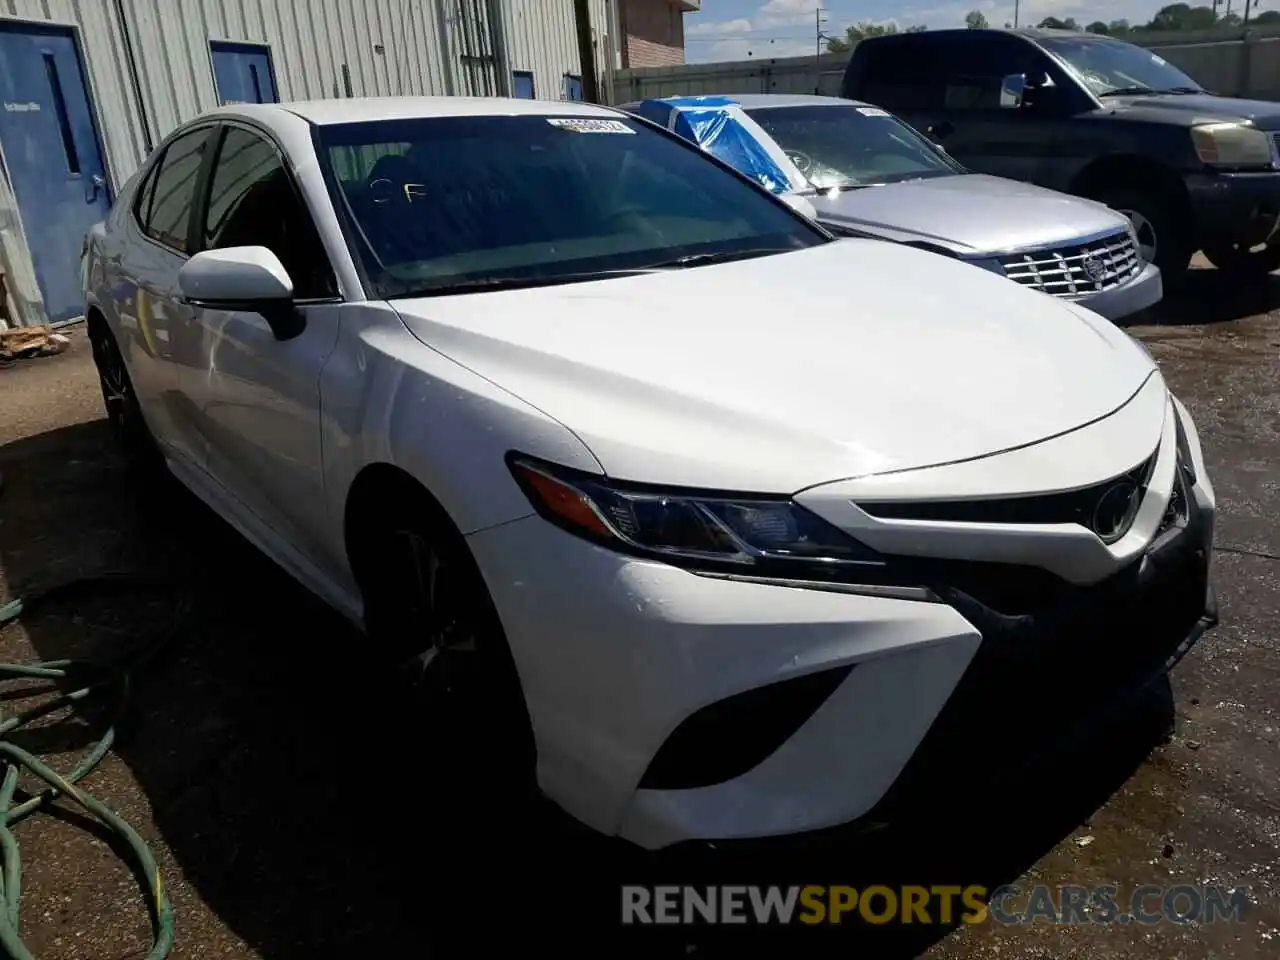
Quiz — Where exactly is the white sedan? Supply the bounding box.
[83,96,1217,850]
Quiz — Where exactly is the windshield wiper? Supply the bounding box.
[389,267,657,298]
[1099,85,1157,97]
[641,248,795,269]
[1100,84,1205,97]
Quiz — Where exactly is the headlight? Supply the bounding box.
[1191,122,1274,169]
[508,454,886,573]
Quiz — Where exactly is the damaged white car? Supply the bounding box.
[83,96,1217,849]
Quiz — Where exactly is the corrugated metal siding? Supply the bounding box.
[0,0,620,325]
[502,0,617,102]
[0,0,151,192]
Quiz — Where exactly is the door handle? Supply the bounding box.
[86,173,105,204]
[928,120,955,139]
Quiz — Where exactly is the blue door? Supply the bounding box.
[0,23,110,322]
[564,73,583,101]
[210,42,278,105]
[513,70,535,99]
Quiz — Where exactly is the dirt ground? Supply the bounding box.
[0,264,1278,958]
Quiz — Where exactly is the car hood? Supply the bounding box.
[392,240,1158,493]
[1102,92,1280,128]
[809,174,1129,256]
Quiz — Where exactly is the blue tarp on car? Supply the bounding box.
[623,96,799,195]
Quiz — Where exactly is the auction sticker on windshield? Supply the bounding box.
[546,118,635,134]
[857,107,890,117]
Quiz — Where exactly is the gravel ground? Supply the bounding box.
[0,264,1277,958]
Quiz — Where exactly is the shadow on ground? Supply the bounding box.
[1135,265,1280,328]
[0,418,1180,958]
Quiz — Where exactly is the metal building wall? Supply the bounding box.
[501,0,618,103]
[0,0,619,326]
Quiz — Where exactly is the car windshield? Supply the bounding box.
[744,104,960,191]
[1039,37,1204,97]
[317,114,827,298]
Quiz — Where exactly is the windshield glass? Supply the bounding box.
[744,104,960,190]
[1039,37,1203,96]
[317,114,827,298]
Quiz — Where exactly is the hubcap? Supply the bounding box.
[1118,209,1157,263]
[392,530,477,690]
[93,335,130,434]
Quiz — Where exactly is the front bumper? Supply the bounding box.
[1074,260,1163,321]
[1184,169,1280,248]
[467,397,1216,850]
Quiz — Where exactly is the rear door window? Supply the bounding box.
[140,127,212,253]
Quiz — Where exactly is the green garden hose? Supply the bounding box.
[0,575,190,959]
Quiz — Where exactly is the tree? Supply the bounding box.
[1109,19,1131,34]
[1256,9,1280,23]
[1086,20,1110,33]
[1038,16,1080,29]
[965,10,988,29]
[1147,3,1218,31]
[904,23,929,32]
[825,21,903,53]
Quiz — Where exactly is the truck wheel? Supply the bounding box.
[1202,241,1280,278]
[1093,188,1192,286]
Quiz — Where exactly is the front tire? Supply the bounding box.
[1092,186,1193,288]
[349,491,537,796]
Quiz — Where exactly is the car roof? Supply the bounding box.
[204,96,624,127]
[622,93,872,111]
[858,26,1093,43]
[707,93,872,110]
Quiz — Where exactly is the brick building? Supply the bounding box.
[618,0,698,68]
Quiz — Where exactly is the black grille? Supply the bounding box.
[861,474,1214,825]
[859,449,1158,537]
[638,664,855,790]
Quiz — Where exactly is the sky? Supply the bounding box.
[683,0,1262,62]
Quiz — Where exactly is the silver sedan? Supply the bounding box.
[621,93,1163,322]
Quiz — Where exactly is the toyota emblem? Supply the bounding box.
[1082,255,1106,285]
[1092,480,1142,542]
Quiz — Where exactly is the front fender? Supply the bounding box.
[319,303,604,575]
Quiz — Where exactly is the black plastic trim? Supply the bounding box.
[638,664,856,790]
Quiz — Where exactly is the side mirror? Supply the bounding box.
[780,192,818,221]
[178,246,305,340]
[1000,73,1026,109]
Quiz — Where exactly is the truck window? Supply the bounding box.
[853,33,1045,112]
[855,37,943,110]
[940,34,1040,110]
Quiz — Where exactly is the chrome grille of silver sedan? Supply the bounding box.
[998,229,1143,299]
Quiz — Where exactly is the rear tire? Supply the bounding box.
[348,488,538,798]
[1091,186,1193,288]
[87,318,164,478]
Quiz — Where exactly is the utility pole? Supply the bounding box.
[1014,0,1020,26]
[572,0,600,102]
[815,7,831,95]
[1244,0,1253,24]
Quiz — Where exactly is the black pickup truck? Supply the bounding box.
[842,28,1280,284]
